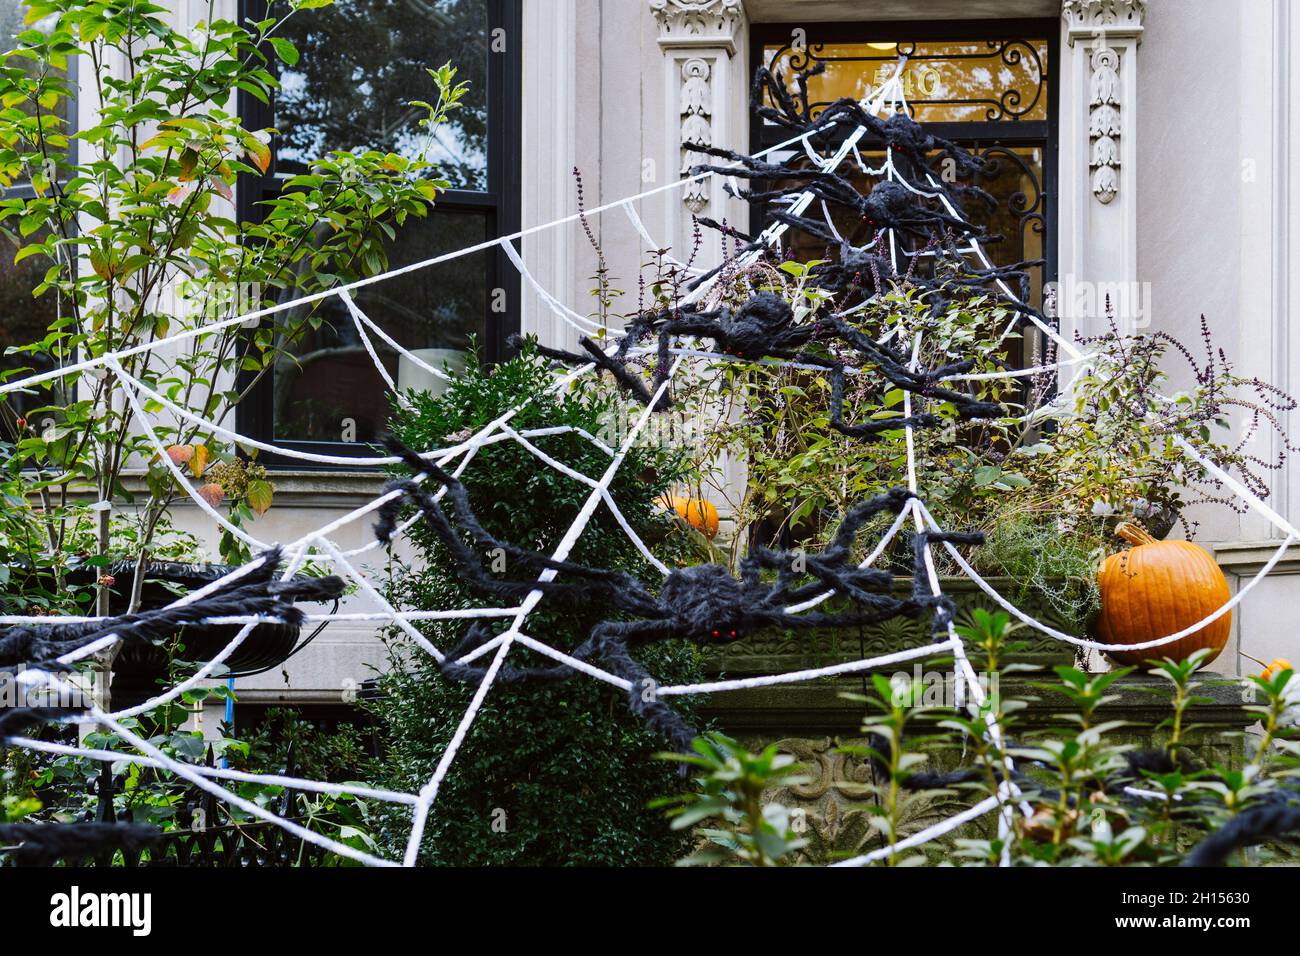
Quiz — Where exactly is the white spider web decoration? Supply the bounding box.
[2,59,1296,868]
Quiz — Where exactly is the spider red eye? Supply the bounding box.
[711,629,719,638]
[729,630,737,639]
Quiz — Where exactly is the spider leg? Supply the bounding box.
[827,361,943,440]
[907,528,985,630]
[737,486,913,608]
[438,621,578,686]
[377,440,663,615]
[775,598,933,631]
[585,620,702,754]
[509,334,661,409]
[828,319,1004,419]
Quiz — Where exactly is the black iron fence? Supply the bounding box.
[15,748,332,868]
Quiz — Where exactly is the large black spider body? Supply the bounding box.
[521,284,1004,441]
[649,290,811,361]
[516,292,814,411]
[376,438,982,751]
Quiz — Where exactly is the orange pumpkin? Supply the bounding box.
[1093,522,1232,667]
[662,494,719,539]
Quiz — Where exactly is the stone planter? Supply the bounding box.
[701,575,1084,679]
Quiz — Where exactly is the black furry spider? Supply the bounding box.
[0,548,344,739]
[0,550,345,862]
[520,285,1004,441]
[375,438,981,751]
[517,291,812,412]
[685,63,1057,331]
[746,64,990,184]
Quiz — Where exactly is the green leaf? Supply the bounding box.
[246,478,273,515]
[267,36,299,66]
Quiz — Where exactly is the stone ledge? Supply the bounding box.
[700,674,1257,739]
[1213,539,1300,575]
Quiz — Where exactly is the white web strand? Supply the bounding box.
[399,356,685,865]
[13,668,403,866]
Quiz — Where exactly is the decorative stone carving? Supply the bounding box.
[651,0,744,216]
[1088,47,1122,203]
[1062,0,1147,33]
[679,57,713,212]
[648,0,743,53]
[759,736,979,864]
[1063,1,1146,207]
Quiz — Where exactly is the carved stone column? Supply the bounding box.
[649,0,746,263]
[1058,1,1147,339]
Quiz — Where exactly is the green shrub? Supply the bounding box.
[365,340,705,866]
[974,514,1102,635]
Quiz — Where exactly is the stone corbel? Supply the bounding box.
[650,0,746,254]
[1063,1,1146,205]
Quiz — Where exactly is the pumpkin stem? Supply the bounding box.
[1115,521,1157,547]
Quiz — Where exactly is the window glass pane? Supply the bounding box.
[0,230,61,427]
[273,208,489,445]
[275,0,490,190]
[762,39,1049,125]
[0,1,72,433]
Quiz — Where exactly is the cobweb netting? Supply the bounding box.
[2,59,1297,868]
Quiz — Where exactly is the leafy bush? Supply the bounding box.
[654,733,810,866]
[666,642,1300,867]
[0,0,468,586]
[365,341,706,866]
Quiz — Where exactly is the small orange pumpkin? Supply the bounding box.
[1093,522,1232,667]
[662,494,719,539]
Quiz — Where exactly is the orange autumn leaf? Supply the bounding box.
[165,444,194,467]
[197,483,225,507]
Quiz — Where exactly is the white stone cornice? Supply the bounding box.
[649,0,744,53]
[1063,0,1147,44]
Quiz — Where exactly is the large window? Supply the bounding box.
[237,0,521,462]
[750,20,1057,367]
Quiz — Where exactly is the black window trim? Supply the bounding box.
[234,0,522,470]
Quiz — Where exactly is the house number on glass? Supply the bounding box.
[869,63,940,98]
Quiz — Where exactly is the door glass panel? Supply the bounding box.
[762,38,1049,124]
